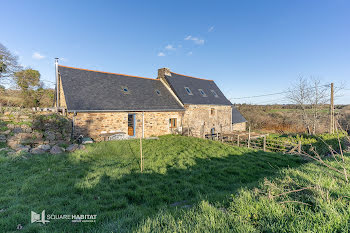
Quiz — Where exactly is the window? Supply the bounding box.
[121,86,129,94]
[198,89,207,97]
[155,89,161,96]
[169,118,177,128]
[211,108,215,115]
[210,89,219,98]
[184,87,193,95]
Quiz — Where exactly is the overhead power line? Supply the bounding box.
[230,84,331,100]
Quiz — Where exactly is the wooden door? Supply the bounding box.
[128,114,135,136]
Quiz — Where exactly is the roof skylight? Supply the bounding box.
[184,87,193,95]
[210,89,219,98]
[121,86,129,94]
[198,89,207,97]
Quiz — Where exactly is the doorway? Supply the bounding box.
[128,114,135,136]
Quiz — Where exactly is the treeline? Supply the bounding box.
[0,43,54,108]
[237,104,349,134]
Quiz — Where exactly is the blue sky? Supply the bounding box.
[1,0,350,104]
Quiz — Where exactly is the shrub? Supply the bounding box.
[32,114,71,135]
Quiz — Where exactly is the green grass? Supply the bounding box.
[267,133,348,156]
[0,135,349,232]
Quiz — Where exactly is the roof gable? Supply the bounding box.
[58,66,184,112]
[164,72,232,105]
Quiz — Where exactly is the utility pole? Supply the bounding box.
[330,83,334,134]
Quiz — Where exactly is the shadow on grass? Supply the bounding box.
[0,136,305,232]
[71,146,304,231]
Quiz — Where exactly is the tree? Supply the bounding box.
[14,69,40,90]
[0,43,21,83]
[286,77,329,135]
[14,68,41,107]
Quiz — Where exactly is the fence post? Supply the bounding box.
[237,135,240,147]
[263,136,266,152]
[248,127,251,148]
[298,140,302,154]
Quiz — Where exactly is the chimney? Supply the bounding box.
[55,58,59,108]
[157,67,171,79]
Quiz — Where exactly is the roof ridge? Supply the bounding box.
[170,71,214,81]
[58,65,158,81]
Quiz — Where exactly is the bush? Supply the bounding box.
[267,133,348,156]
[32,114,71,135]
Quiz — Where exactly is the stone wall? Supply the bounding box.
[182,105,233,137]
[59,77,67,108]
[0,109,71,151]
[232,122,247,131]
[70,105,234,140]
[53,75,67,108]
[70,111,183,141]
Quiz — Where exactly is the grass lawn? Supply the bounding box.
[0,135,349,232]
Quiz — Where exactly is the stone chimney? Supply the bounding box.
[157,67,171,79]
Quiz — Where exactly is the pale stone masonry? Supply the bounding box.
[57,65,247,141]
[71,111,183,141]
[182,105,232,137]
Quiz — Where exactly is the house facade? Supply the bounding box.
[56,65,246,141]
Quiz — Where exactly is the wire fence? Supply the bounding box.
[205,132,302,155]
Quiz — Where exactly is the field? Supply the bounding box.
[0,135,349,232]
[237,104,349,134]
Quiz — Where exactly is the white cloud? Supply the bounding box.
[187,51,193,56]
[165,44,175,50]
[157,52,166,57]
[184,35,205,45]
[208,26,214,32]
[32,52,45,60]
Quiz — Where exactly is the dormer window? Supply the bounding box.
[184,87,193,95]
[198,89,207,97]
[210,89,219,98]
[155,89,161,96]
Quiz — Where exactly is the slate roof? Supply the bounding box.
[164,72,232,105]
[232,106,247,124]
[58,66,185,112]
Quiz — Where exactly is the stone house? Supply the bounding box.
[56,65,246,141]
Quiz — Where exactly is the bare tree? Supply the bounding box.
[309,78,329,134]
[286,77,329,135]
[0,43,22,84]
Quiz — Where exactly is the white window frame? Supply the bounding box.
[184,87,193,95]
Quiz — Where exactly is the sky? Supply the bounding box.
[1,0,350,104]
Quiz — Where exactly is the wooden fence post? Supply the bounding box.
[248,127,251,148]
[263,136,266,152]
[298,140,302,154]
[140,136,143,173]
[237,135,240,147]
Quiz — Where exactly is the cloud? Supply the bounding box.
[208,26,214,32]
[157,52,166,57]
[184,35,205,45]
[165,44,175,50]
[32,52,45,60]
[187,51,193,56]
